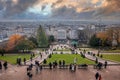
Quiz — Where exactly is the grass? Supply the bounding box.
[46,54,94,65]
[102,54,120,62]
[0,53,37,64]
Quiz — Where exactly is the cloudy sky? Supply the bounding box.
[0,0,120,21]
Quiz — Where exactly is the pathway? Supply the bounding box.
[85,53,120,64]
[25,52,50,65]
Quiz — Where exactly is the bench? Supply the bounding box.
[41,65,50,69]
[78,64,88,69]
[59,65,69,69]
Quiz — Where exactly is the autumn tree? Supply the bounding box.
[96,32,108,46]
[6,34,23,51]
[106,27,120,47]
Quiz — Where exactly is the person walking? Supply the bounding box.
[95,72,99,80]
[49,62,52,69]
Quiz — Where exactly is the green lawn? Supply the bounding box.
[102,54,120,62]
[46,54,94,65]
[0,54,37,64]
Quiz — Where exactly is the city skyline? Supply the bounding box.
[0,0,119,21]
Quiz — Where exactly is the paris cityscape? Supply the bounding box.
[0,0,120,80]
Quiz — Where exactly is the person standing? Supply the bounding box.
[71,64,74,72]
[95,72,99,80]
[59,60,61,65]
[69,64,72,71]
[49,62,52,69]
[63,60,65,68]
[74,57,77,64]
[3,61,8,70]
[104,61,108,69]
[0,61,2,71]
[23,58,26,65]
[30,56,32,62]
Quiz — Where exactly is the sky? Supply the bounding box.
[0,0,120,21]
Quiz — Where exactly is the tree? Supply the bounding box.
[6,34,22,51]
[106,27,120,47]
[15,39,36,52]
[37,25,49,48]
[0,48,5,56]
[89,34,100,47]
[49,35,55,43]
[96,32,108,46]
[29,37,38,46]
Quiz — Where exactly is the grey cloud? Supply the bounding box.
[94,0,120,19]
[41,5,46,11]
[0,0,5,10]
[51,6,93,20]
[3,0,39,17]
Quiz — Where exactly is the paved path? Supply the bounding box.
[25,53,49,65]
[100,52,120,54]
[0,66,120,80]
[85,53,120,64]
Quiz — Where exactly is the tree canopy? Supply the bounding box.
[15,39,36,52]
[37,25,49,48]
[89,34,100,47]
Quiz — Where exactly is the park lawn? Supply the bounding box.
[0,54,37,64]
[46,54,94,65]
[102,54,120,62]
